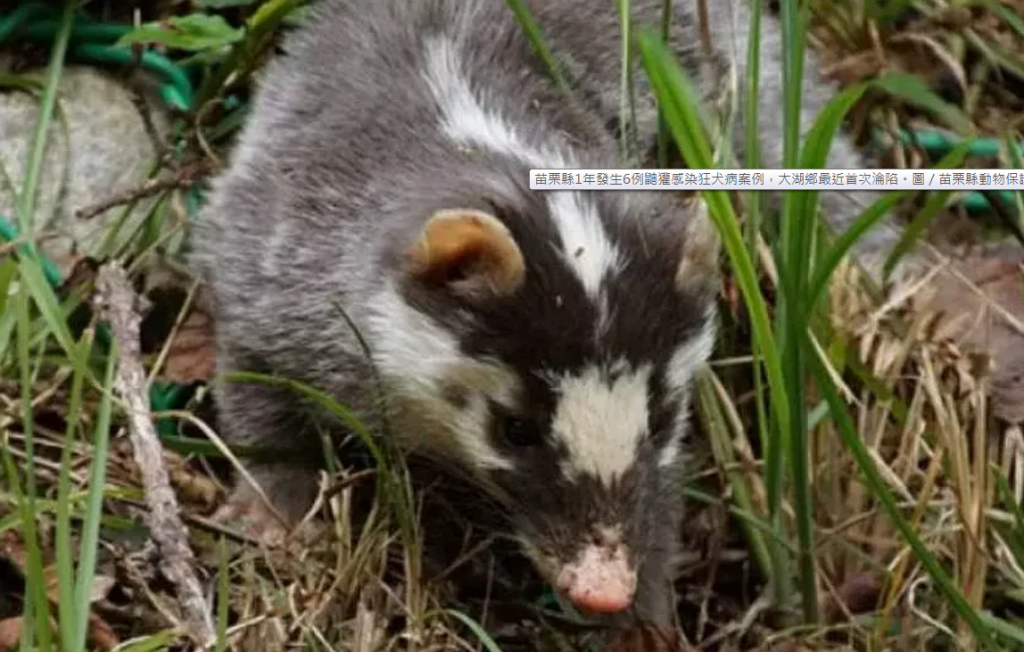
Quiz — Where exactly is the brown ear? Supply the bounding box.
[406,208,526,296]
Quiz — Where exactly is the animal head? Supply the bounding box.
[367,189,718,615]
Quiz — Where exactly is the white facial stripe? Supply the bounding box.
[666,314,718,396]
[421,36,623,300]
[442,390,515,471]
[657,315,717,471]
[422,35,570,168]
[366,282,515,471]
[657,314,718,468]
[546,192,624,300]
[552,363,652,483]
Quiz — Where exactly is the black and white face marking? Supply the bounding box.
[365,32,719,615]
[375,182,717,614]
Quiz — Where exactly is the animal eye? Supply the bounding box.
[501,415,543,448]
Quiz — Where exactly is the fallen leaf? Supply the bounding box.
[42,567,116,605]
[137,255,217,383]
[0,532,121,651]
[87,613,121,651]
[0,612,119,652]
[159,302,217,383]
[168,454,223,508]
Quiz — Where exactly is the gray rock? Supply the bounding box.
[0,61,172,277]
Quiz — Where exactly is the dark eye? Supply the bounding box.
[500,415,544,448]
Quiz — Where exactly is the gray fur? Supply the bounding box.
[191,0,904,634]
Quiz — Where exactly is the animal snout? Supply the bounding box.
[555,542,638,614]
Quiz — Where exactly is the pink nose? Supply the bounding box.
[556,544,637,614]
[567,582,635,614]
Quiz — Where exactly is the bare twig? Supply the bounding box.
[130,89,175,166]
[74,160,216,222]
[93,261,216,648]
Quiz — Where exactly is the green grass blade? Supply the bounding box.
[808,189,907,302]
[655,0,672,167]
[636,28,793,602]
[796,84,868,190]
[694,369,772,579]
[883,141,975,278]
[616,0,639,163]
[72,340,117,647]
[1005,132,1024,237]
[635,31,715,168]
[14,282,53,652]
[14,1,74,234]
[221,371,418,545]
[113,630,179,652]
[778,0,806,170]
[501,0,572,98]
[810,138,973,301]
[776,0,816,620]
[441,610,505,652]
[807,345,997,649]
[778,62,871,629]
[741,0,776,599]
[6,0,93,367]
[743,0,764,254]
[791,79,872,308]
[871,72,974,134]
[994,470,1024,557]
[192,0,305,108]
[224,371,382,463]
[54,335,91,648]
[979,613,1024,648]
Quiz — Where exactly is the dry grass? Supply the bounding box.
[1,0,1024,651]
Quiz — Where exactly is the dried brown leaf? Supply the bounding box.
[140,255,217,383]
[168,457,223,509]
[87,612,121,651]
[0,526,120,650]
[159,303,216,383]
[0,612,119,652]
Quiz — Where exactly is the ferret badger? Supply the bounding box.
[192,0,905,630]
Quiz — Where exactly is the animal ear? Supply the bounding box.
[675,198,721,296]
[406,208,526,297]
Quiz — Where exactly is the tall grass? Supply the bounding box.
[0,3,136,652]
[3,0,1024,650]
[635,2,1022,649]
